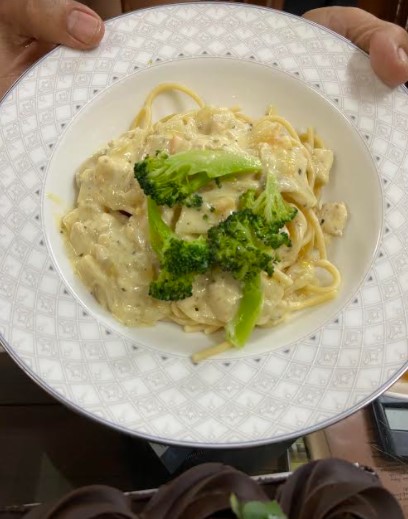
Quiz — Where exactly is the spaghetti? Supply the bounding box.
[62,83,347,361]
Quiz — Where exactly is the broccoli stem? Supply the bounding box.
[163,149,261,178]
[147,197,171,258]
[226,273,263,348]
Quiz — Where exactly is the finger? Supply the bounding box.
[369,26,408,87]
[0,0,104,50]
[303,7,408,87]
[303,7,379,51]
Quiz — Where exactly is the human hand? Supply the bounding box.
[0,0,104,99]
[303,7,408,87]
[1,3,406,97]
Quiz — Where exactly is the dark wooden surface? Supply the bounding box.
[0,354,170,506]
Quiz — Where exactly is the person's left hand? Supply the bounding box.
[304,6,408,87]
[0,0,104,99]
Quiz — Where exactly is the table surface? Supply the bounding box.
[0,351,407,515]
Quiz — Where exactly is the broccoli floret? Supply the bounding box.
[147,198,210,301]
[207,209,287,348]
[238,189,257,211]
[246,208,292,249]
[184,193,203,208]
[163,236,209,276]
[207,209,278,281]
[214,172,297,349]
[135,149,261,207]
[239,170,297,233]
[149,270,194,301]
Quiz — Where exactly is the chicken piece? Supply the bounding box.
[312,148,334,185]
[257,275,285,325]
[260,144,317,209]
[317,202,348,236]
[206,272,241,323]
[175,207,211,236]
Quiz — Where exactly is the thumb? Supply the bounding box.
[303,7,408,87]
[0,0,104,49]
[369,26,408,88]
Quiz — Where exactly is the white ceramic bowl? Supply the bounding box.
[45,56,382,357]
[1,4,408,447]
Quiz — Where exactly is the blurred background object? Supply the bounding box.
[358,0,408,28]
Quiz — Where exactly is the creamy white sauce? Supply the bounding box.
[62,104,343,331]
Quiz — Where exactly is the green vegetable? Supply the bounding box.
[142,150,296,353]
[241,204,292,249]
[184,193,203,208]
[208,168,295,348]
[231,494,287,519]
[149,270,195,301]
[207,210,280,348]
[135,149,261,207]
[207,210,278,282]
[226,273,263,348]
[147,198,210,301]
[239,169,297,235]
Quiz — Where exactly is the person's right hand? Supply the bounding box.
[0,0,104,98]
[304,7,408,87]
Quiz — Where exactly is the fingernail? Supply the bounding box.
[398,47,408,66]
[68,10,101,45]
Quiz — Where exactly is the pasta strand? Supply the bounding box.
[64,82,345,363]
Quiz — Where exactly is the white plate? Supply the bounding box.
[1,3,408,447]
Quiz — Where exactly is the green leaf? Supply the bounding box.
[230,494,287,519]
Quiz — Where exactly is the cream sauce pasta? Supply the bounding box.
[62,83,347,352]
